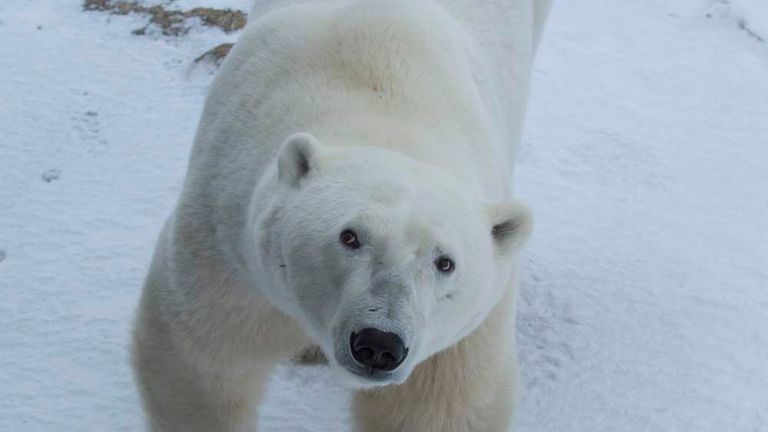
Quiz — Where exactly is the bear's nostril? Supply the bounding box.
[350,328,408,372]
[358,347,375,362]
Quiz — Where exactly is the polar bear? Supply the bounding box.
[132,0,551,431]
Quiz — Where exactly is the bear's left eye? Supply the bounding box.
[435,256,455,274]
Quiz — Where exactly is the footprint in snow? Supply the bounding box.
[72,110,108,153]
[517,258,579,390]
[41,168,61,183]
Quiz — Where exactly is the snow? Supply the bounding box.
[0,1,766,431]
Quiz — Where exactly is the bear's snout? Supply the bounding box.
[350,328,408,372]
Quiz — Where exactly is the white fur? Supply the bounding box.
[132,1,550,431]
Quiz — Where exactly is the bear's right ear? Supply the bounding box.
[277,132,323,187]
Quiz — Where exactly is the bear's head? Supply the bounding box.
[248,133,532,387]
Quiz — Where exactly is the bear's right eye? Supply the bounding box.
[435,256,455,274]
[339,229,361,249]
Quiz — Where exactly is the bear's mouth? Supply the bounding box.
[334,347,408,385]
[340,361,402,383]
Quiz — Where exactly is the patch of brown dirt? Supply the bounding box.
[193,42,234,66]
[83,0,246,36]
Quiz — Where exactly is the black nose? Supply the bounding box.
[350,328,408,371]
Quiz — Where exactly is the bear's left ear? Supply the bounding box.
[487,201,533,254]
[277,132,324,187]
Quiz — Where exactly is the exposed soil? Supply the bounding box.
[83,0,246,36]
[193,42,234,66]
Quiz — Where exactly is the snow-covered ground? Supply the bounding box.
[1,1,766,431]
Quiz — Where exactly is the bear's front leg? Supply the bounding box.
[353,297,518,432]
[132,253,283,432]
[133,296,273,432]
